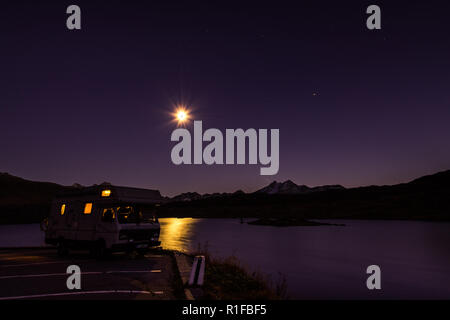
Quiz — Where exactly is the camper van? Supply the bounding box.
[44,185,163,256]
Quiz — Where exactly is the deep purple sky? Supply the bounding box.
[1,1,449,196]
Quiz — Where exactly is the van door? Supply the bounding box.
[94,207,117,247]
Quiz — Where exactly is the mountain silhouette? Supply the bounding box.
[254,180,344,194]
[1,170,450,223]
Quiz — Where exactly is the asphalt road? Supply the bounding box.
[0,248,180,300]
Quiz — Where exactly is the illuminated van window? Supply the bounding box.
[84,203,93,214]
[60,204,66,215]
[102,208,115,222]
[101,189,111,197]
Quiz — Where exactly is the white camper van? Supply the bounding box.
[44,185,163,256]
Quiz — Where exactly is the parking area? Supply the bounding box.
[0,248,180,300]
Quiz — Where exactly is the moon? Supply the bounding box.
[174,107,189,125]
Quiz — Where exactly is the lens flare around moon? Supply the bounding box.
[173,106,190,125]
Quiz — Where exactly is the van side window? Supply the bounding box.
[60,204,66,215]
[102,208,115,222]
[117,206,135,224]
[84,203,93,215]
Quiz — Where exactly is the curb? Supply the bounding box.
[173,252,195,300]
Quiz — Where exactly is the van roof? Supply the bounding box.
[54,185,164,204]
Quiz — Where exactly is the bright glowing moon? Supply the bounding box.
[177,110,187,121]
[174,108,189,125]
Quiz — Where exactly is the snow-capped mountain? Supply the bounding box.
[169,180,345,202]
[170,192,202,202]
[254,180,345,194]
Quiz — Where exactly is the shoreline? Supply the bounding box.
[247,218,345,227]
[2,217,450,226]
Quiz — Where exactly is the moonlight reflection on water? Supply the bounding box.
[159,218,198,252]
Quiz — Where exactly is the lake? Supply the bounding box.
[1,219,450,299]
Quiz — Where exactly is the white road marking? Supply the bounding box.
[0,270,162,280]
[0,261,69,268]
[0,290,161,300]
[0,260,91,268]
[0,272,98,280]
[105,270,162,274]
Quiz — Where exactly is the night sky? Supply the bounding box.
[1,1,449,196]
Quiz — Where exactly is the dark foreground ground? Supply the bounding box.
[0,248,182,300]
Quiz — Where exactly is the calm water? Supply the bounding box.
[158,218,450,299]
[1,219,450,299]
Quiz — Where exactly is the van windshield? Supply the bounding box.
[117,205,158,224]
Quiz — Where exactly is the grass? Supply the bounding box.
[190,243,288,300]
